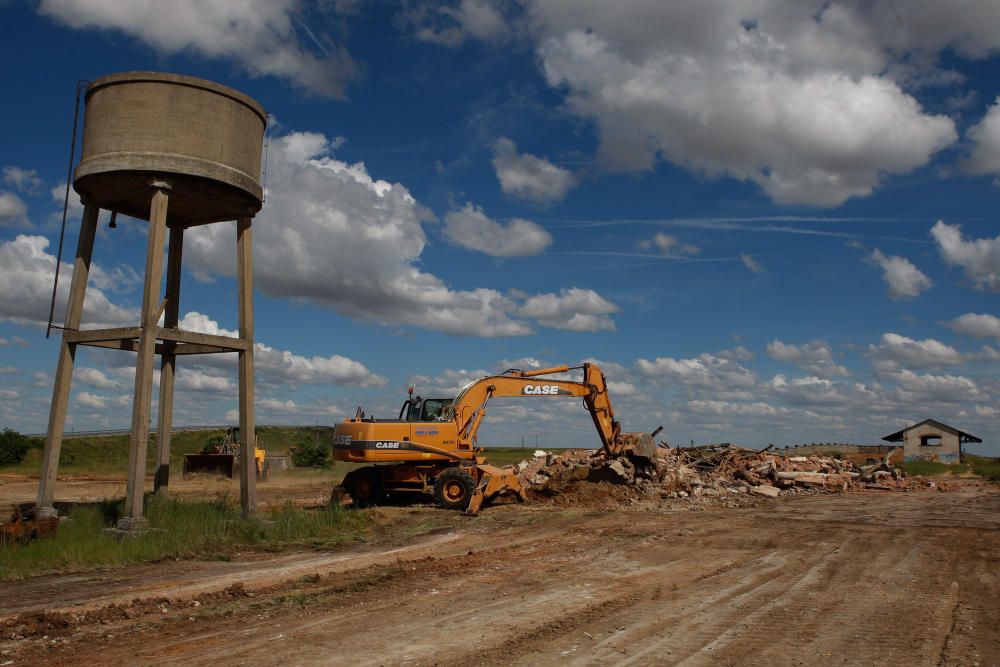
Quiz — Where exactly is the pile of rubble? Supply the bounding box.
[512,444,909,506]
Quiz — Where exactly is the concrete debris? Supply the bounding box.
[510,443,911,508]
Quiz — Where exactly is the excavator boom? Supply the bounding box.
[447,363,656,460]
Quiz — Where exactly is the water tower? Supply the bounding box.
[37,72,267,529]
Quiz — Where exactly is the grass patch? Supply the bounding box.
[897,460,967,476]
[966,454,1000,481]
[0,496,379,581]
[481,447,575,467]
[0,426,336,476]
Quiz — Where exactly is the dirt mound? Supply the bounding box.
[513,444,911,509]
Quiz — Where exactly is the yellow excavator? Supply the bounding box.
[332,363,658,514]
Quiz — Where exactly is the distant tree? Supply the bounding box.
[0,429,37,466]
[291,439,332,468]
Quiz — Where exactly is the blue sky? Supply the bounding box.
[1,1,999,453]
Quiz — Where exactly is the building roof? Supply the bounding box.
[882,419,983,444]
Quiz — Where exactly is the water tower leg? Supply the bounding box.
[154,226,183,498]
[119,185,169,531]
[237,216,257,518]
[36,204,100,517]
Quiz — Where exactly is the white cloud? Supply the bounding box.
[76,391,107,409]
[636,233,699,257]
[184,131,615,337]
[175,369,235,393]
[50,182,84,222]
[946,312,1000,340]
[931,221,1000,292]
[766,374,874,408]
[256,342,388,387]
[887,369,982,403]
[635,352,756,390]
[257,398,301,414]
[607,380,639,397]
[518,288,618,332]
[530,2,958,206]
[869,333,966,370]
[741,253,765,274]
[37,0,359,97]
[0,366,17,374]
[0,235,136,328]
[2,167,42,194]
[74,367,120,390]
[410,367,490,395]
[406,0,509,48]
[178,312,388,388]
[492,137,576,204]
[177,311,239,339]
[685,399,790,417]
[766,340,849,378]
[0,192,29,227]
[975,405,999,418]
[444,203,552,257]
[869,248,932,299]
[965,98,1000,176]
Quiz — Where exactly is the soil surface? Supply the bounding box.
[1,483,998,666]
[0,469,340,509]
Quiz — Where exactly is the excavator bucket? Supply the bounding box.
[183,453,237,477]
[616,432,658,462]
[466,464,528,516]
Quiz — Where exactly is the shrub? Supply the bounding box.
[0,428,36,466]
[291,439,332,468]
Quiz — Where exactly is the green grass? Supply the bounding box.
[897,460,967,476]
[1,426,335,475]
[0,432,566,476]
[965,454,1000,481]
[480,447,543,467]
[0,496,382,580]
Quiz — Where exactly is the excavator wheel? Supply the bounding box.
[434,468,475,511]
[343,467,385,508]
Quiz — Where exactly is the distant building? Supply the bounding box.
[882,419,982,464]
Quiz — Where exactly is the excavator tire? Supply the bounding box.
[434,468,475,510]
[343,467,385,508]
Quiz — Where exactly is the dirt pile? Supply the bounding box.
[513,444,910,507]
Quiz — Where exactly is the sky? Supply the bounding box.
[1,1,999,454]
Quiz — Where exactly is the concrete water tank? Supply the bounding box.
[73,71,267,226]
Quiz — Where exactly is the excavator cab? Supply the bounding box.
[399,389,453,422]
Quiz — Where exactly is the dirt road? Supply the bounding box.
[2,485,998,666]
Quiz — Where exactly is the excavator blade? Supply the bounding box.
[616,432,658,462]
[465,464,528,516]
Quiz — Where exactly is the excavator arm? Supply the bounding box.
[445,363,656,460]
